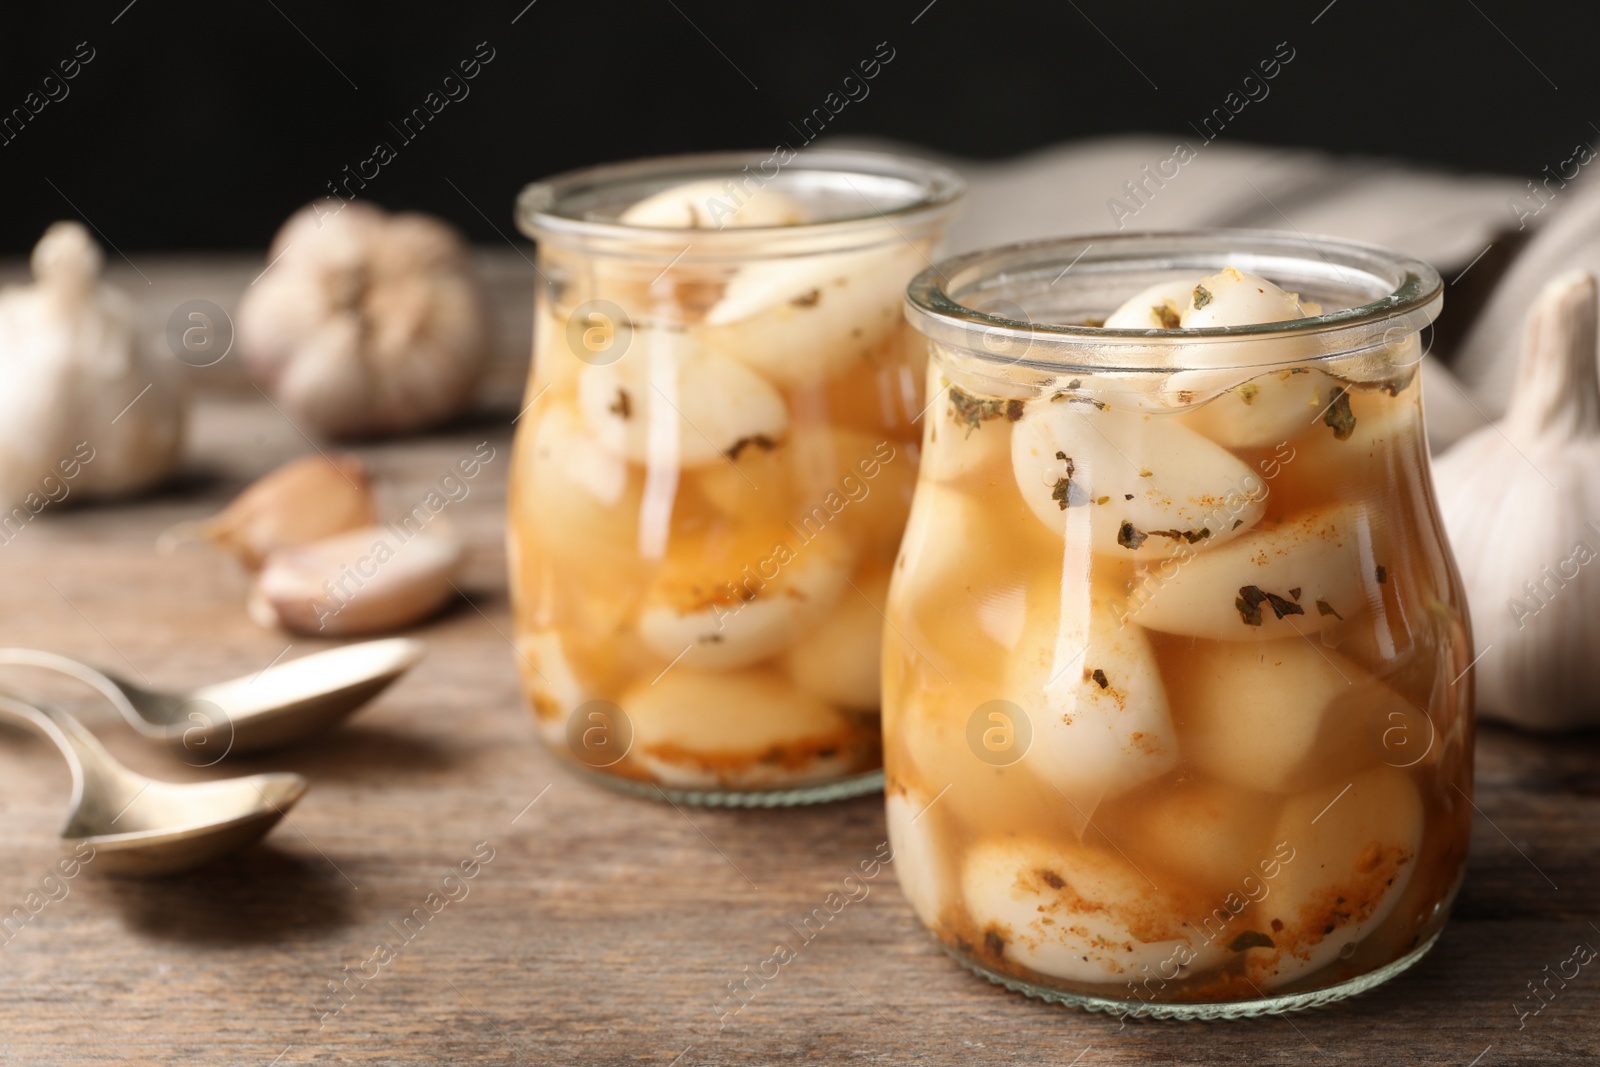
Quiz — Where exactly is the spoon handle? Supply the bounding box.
[0,691,94,807]
[0,648,157,739]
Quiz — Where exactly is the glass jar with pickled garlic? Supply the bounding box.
[509,151,964,805]
[887,232,1473,1016]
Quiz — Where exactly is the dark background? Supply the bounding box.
[0,0,1590,254]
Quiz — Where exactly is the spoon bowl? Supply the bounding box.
[0,638,424,757]
[0,692,307,876]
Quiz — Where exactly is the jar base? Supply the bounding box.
[944,930,1443,1020]
[566,763,885,808]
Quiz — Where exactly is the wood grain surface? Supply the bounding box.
[0,258,1595,1067]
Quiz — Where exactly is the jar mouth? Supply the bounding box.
[904,230,1444,373]
[517,149,966,260]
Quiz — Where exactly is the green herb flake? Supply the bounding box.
[1323,386,1357,440]
[1264,591,1305,619]
[1239,383,1260,405]
[1117,521,1149,550]
[1153,303,1181,329]
[1315,599,1344,620]
[1235,585,1269,626]
[1229,930,1276,952]
[1232,519,1244,530]
[948,385,1014,437]
[1051,456,1087,510]
[1192,284,1213,310]
[1147,527,1212,545]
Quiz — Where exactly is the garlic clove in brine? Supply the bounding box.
[167,453,379,570]
[1433,269,1600,731]
[885,783,953,927]
[1101,279,1197,329]
[238,201,491,439]
[1009,400,1267,558]
[1181,266,1313,329]
[249,522,463,636]
[575,324,790,468]
[619,179,810,229]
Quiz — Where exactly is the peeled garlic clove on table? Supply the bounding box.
[620,179,810,229]
[1245,768,1423,988]
[961,837,1224,983]
[249,523,463,636]
[576,325,790,469]
[636,524,853,670]
[174,453,378,569]
[1010,401,1266,557]
[1130,504,1374,640]
[702,242,926,387]
[621,668,863,788]
[1004,587,1177,807]
[1166,637,1413,793]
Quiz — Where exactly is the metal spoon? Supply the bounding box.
[0,692,307,876]
[0,638,425,757]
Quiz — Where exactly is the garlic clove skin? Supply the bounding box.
[635,523,853,670]
[959,836,1227,984]
[619,180,809,229]
[1246,769,1423,989]
[575,325,790,468]
[250,523,462,636]
[0,221,186,510]
[238,201,491,439]
[179,453,379,570]
[886,784,952,927]
[1102,279,1198,329]
[1010,401,1267,558]
[1434,270,1600,730]
[621,667,863,788]
[1129,504,1374,641]
[1180,266,1309,328]
[701,242,927,387]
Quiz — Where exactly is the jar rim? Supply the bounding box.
[903,230,1444,373]
[516,148,966,258]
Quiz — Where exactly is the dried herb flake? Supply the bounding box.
[1192,284,1213,310]
[1235,585,1304,625]
[1117,521,1149,550]
[1090,668,1109,689]
[1315,599,1344,620]
[1324,386,1357,440]
[1229,930,1276,952]
[1153,303,1181,329]
[948,385,1016,437]
[725,434,780,460]
[1239,383,1260,405]
[610,388,633,419]
[1375,564,1388,585]
[791,288,822,308]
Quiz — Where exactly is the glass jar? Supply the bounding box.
[509,150,964,806]
[887,232,1473,1017]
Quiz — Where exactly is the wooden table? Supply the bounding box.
[0,256,1596,1067]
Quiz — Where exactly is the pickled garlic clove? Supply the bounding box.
[1128,504,1374,640]
[921,375,1019,484]
[1166,638,1415,793]
[1181,266,1310,329]
[1246,769,1423,988]
[576,326,790,468]
[249,524,462,636]
[1096,778,1275,899]
[701,242,926,387]
[1171,366,1341,450]
[960,837,1225,983]
[518,402,646,561]
[1010,402,1267,558]
[514,629,586,746]
[619,180,809,229]
[171,453,378,571]
[622,668,864,788]
[782,565,890,711]
[1102,279,1199,329]
[1004,590,1177,806]
[635,524,853,670]
[886,784,952,928]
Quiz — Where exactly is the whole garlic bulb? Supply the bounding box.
[238,201,490,439]
[0,221,185,510]
[1434,269,1600,731]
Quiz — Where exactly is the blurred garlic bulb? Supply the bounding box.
[1434,270,1600,731]
[239,201,490,439]
[0,221,185,510]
